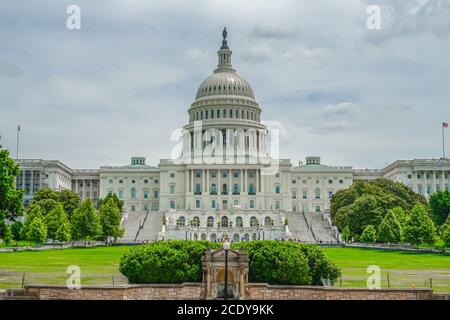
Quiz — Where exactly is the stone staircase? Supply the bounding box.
[119,212,147,242]
[284,212,315,242]
[285,212,338,243]
[136,212,165,242]
[303,213,339,243]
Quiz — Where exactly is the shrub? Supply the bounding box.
[234,241,311,285]
[360,225,377,243]
[120,240,221,284]
[120,240,340,286]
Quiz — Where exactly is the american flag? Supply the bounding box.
[444,122,449,128]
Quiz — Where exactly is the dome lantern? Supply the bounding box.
[216,27,233,71]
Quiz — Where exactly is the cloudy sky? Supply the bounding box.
[0,0,449,169]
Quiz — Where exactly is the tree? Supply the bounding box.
[44,203,70,241]
[71,199,101,244]
[0,146,24,224]
[33,198,58,216]
[98,193,124,211]
[27,216,47,245]
[21,205,43,240]
[429,190,450,226]
[98,199,123,242]
[342,225,351,242]
[360,225,377,243]
[404,203,437,246]
[32,189,59,202]
[57,190,80,219]
[391,206,407,228]
[2,224,12,246]
[336,195,385,235]
[55,221,71,242]
[11,221,23,245]
[377,209,403,243]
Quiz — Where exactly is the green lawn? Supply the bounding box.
[0,245,449,293]
[322,248,450,293]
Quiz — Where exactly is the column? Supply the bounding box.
[441,170,445,191]
[90,179,93,199]
[413,172,418,193]
[202,169,206,194]
[422,171,427,196]
[191,170,194,193]
[256,169,259,193]
[432,171,436,193]
[185,170,189,194]
[218,169,221,194]
[75,179,78,195]
[240,169,243,194]
[243,169,247,193]
[228,169,232,195]
[205,169,209,193]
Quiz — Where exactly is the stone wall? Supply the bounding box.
[25,283,206,300]
[24,283,434,300]
[247,283,433,300]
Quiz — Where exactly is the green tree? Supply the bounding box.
[360,225,377,243]
[341,195,385,235]
[2,224,12,246]
[98,193,124,211]
[32,189,59,202]
[0,146,24,224]
[98,199,123,242]
[377,209,403,243]
[57,190,80,219]
[33,198,58,216]
[71,199,101,245]
[441,223,450,247]
[429,190,450,226]
[44,203,70,240]
[21,205,43,239]
[342,225,351,242]
[404,204,437,246]
[11,221,23,245]
[55,221,71,242]
[27,216,47,245]
[391,206,407,228]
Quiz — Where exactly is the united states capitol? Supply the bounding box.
[14,29,450,243]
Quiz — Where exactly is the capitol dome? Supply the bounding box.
[194,27,256,101]
[195,70,255,100]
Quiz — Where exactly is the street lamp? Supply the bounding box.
[223,239,230,300]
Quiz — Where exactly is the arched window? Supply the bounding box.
[217,109,220,118]
[201,233,207,240]
[233,233,240,242]
[229,109,233,118]
[221,216,229,228]
[176,216,185,226]
[210,234,217,242]
[265,216,273,227]
[233,183,239,194]
[207,216,214,228]
[252,233,257,241]
[192,216,200,227]
[248,183,255,194]
[275,184,280,194]
[131,187,136,199]
[194,233,198,240]
[244,233,250,241]
[195,183,201,194]
[201,111,203,120]
[223,109,226,118]
[250,216,258,227]
[170,184,175,194]
[236,216,243,228]
[315,188,321,199]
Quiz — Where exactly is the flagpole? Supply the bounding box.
[16,125,20,160]
[444,124,446,160]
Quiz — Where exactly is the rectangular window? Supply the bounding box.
[211,200,216,209]
[292,191,296,199]
[339,180,343,184]
[144,179,148,184]
[144,191,148,199]
[302,191,307,199]
[275,200,280,210]
[108,179,113,184]
[118,191,123,199]
[328,180,333,184]
[196,171,201,178]
[143,204,148,211]
[315,205,321,212]
[196,199,201,208]
[249,200,255,209]
[170,172,175,178]
[233,171,238,178]
[154,191,159,199]
[131,205,136,212]
[329,191,333,198]
[170,200,175,209]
